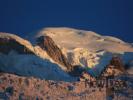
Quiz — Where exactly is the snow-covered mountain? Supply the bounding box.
[26,27,133,68]
[0,33,77,81]
[27,27,133,53]
[0,28,133,99]
[1,27,133,80]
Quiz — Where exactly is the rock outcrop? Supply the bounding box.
[0,33,35,54]
[110,56,125,72]
[99,56,125,78]
[79,55,126,81]
[36,36,73,71]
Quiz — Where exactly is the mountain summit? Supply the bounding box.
[26,27,133,68]
[27,27,133,53]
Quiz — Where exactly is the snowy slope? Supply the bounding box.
[87,52,133,77]
[0,51,77,82]
[26,27,133,68]
[0,33,77,81]
[27,27,133,53]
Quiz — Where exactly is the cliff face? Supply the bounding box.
[36,36,73,71]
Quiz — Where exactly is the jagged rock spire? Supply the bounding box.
[36,36,73,72]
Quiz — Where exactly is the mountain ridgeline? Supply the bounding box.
[0,28,133,99]
[0,27,133,81]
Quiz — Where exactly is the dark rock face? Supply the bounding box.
[36,36,73,71]
[0,37,34,54]
[110,56,125,72]
[99,56,125,78]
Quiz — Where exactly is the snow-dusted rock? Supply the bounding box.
[36,36,73,71]
[0,32,35,54]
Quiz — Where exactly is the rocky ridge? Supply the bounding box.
[0,33,77,81]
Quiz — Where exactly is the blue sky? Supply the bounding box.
[0,0,133,42]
